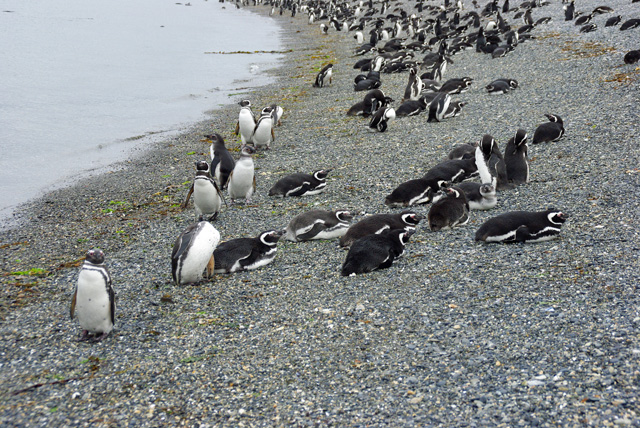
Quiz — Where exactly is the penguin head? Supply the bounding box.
[195,161,210,172]
[547,210,569,224]
[239,100,251,108]
[85,248,105,265]
[514,129,528,145]
[479,183,496,196]
[545,114,563,125]
[479,134,496,154]
[400,211,424,226]
[202,133,223,145]
[261,106,274,116]
[508,79,519,89]
[335,210,353,223]
[313,169,332,181]
[398,229,415,246]
[240,145,256,156]
[259,230,285,246]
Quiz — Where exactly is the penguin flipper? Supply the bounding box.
[296,221,327,241]
[70,287,77,320]
[181,183,195,209]
[109,283,116,326]
[234,121,239,136]
[271,128,275,142]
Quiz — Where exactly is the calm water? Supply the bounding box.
[0,0,282,223]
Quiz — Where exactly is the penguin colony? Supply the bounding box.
[68,0,640,338]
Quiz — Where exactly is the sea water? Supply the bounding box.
[0,0,283,223]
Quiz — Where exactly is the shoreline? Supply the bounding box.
[1,0,640,425]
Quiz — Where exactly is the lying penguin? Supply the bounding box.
[284,210,353,241]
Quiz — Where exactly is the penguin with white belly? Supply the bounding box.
[70,249,115,342]
[171,221,221,285]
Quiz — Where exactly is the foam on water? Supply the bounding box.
[0,0,283,221]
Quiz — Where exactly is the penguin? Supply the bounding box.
[341,229,413,276]
[395,96,428,117]
[268,169,332,197]
[252,107,275,149]
[385,177,436,207]
[227,145,256,204]
[347,100,366,116]
[605,15,622,27]
[313,63,333,87]
[182,161,224,221]
[504,128,529,185]
[620,19,640,31]
[427,92,451,122]
[402,66,424,101]
[213,229,284,273]
[564,0,575,21]
[438,77,473,94]
[424,157,479,186]
[485,80,513,94]
[284,210,353,241]
[70,249,115,342]
[448,143,476,160]
[455,182,497,210]
[363,89,392,117]
[339,211,424,247]
[624,50,640,64]
[235,100,256,145]
[369,106,396,132]
[475,209,569,243]
[270,104,284,126]
[203,133,235,189]
[171,221,221,285]
[532,114,564,144]
[320,23,329,34]
[428,186,469,231]
[475,134,512,190]
[580,23,597,33]
[443,101,466,119]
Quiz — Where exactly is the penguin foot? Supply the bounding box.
[78,330,90,342]
[207,212,219,221]
[90,332,110,343]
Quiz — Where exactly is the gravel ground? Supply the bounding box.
[1,0,639,426]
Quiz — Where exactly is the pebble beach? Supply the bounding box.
[1,0,640,426]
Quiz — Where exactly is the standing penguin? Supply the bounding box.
[428,187,470,231]
[284,210,353,241]
[70,249,115,342]
[313,63,333,87]
[341,229,413,276]
[532,114,564,144]
[214,230,284,273]
[268,169,332,197]
[235,100,256,145]
[340,211,424,247]
[504,128,529,185]
[171,221,221,285]
[227,145,256,204]
[270,104,284,126]
[203,134,235,189]
[403,66,424,101]
[182,161,224,221]
[369,106,396,132]
[475,209,569,243]
[475,134,512,190]
[252,107,275,149]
